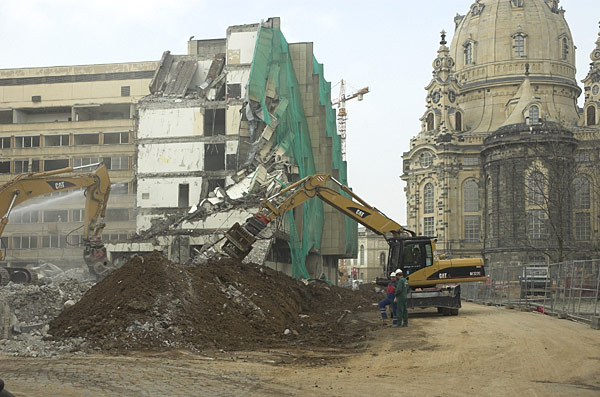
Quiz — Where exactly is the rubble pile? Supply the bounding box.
[50,251,380,352]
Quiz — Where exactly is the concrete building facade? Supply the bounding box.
[402,0,600,266]
[0,62,157,268]
[345,226,388,283]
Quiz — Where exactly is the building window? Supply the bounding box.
[464,156,479,166]
[0,162,10,174]
[455,111,462,131]
[44,134,69,147]
[73,133,99,145]
[426,113,434,131]
[486,177,494,238]
[527,209,545,240]
[513,34,526,57]
[463,180,479,212]
[44,159,70,171]
[9,211,39,224]
[105,209,130,221]
[42,235,63,248]
[575,152,590,162]
[14,136,40,148]
[527,171,545,205]
[178,184,190,208]
[424,183,434,214]
[575,213,591,241]
[573,176,590,209]
[464,215,481,242]
[561,37,569,60]
[12,235,38,249]
[104,156,129,170]
[380,252,386,266]
[73,157,99,170]
[360,245,365,266]
[204,108,226,136]
[111,182,129,195]
[587,106,596,126]
[424,217,435,237]
[44,210,68,222]
[121,86,131,97]
[204,144,225,171]
[0,137,10,149]
[464,42,473,65]
[72,209,84,222]
[528,105,540,124]
[103,132,129,144]
[511,0,524,7]
[420,151,433,168]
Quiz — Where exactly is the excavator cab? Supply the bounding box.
[385,237,436,282]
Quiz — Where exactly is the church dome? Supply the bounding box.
[450,0,576,86]
[448,0,580,132]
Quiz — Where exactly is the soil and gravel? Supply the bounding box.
[48,251,381,352]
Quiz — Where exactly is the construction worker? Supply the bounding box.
[393,269,409,327]
[378,272,398,325]
[0,379,15,397]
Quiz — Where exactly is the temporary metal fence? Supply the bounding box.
[461,259,600,324]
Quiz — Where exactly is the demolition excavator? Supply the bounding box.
[0,164,112,285]
[221,174,486,314]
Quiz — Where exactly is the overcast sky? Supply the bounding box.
[0,0,597,223]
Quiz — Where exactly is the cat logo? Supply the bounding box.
[347,207,370,219]
[46,181,76,190]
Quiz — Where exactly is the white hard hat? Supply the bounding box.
[390,272,396,277]
[395,269,403,274]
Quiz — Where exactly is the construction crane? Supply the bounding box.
[332,80,369,161]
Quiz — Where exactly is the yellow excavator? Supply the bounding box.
[222,174,486,314]
[0,164,112,284]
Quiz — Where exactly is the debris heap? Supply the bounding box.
[49,251,380,352]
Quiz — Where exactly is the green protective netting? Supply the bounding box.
[248,25,357,279]
[312,57,358,257]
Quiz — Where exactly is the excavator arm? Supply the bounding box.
[0,164,111,280]
[221,174,414,259]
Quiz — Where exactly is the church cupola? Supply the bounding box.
[581,23,600,126]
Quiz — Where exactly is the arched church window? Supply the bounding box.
[513,35,525,57]
[380,252,386,266]
[561,37,569,60]
[527,171,545,205]
[455,111,463,131]
[587,106,596,126]
[574,176,591,209]
[424,183,434,214]
[486,177,493,238]
[464,42,473,64]
[426,113,434,131]
[464,180,479,212]
[528,105,540,124]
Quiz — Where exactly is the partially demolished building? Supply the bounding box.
[110,17,357,281]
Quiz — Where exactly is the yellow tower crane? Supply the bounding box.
[332,80,369,161]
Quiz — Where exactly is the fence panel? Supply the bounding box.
[461,259,600,324]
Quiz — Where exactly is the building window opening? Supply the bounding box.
[359,245,365,266]
[426,113,434,131]
[420,151,433,168]
[0,137,10,148]
[511,0,524,7]
[527,171,545,205]
[103,132,129,144]
[14,160,40,173]
[0,162,10,174]
[586,106,596,126]
[528,105,540,124]
[121,86,131,97]
[464,215,480,242]
[424,183,434,214]
[380,252,386,266]
[14,135,40,148]
[204,108,226,136]
[204,143,225,171]
[464,42,473,64]
[44,134,69,147]
[513,34,525,57]
[207,178,225,192]
[575,213,591,241]
[527,209,546,240]
[178,184,190,208]
[424,217,435,237]
[561,37,569,60]
[574,176,590,209]
[73,133,99,145]
[455,111,462,131]
[44,159,69,171]
[464,180,479,212]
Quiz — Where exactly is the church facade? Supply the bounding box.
[402,0,600,266]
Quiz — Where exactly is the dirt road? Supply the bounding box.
[1,302,598,396]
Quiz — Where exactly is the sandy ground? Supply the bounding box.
[1,302,598,396]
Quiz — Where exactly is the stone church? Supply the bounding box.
[402,0,600,266]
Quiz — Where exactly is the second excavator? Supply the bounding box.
[221,174,486,314]
[0,164,112,285]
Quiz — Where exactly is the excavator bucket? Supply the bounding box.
[222,222,257,260]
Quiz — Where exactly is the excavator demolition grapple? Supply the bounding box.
[0,164,113,285]
[221,174,486,315]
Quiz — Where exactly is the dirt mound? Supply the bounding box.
[49,252,381,352]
